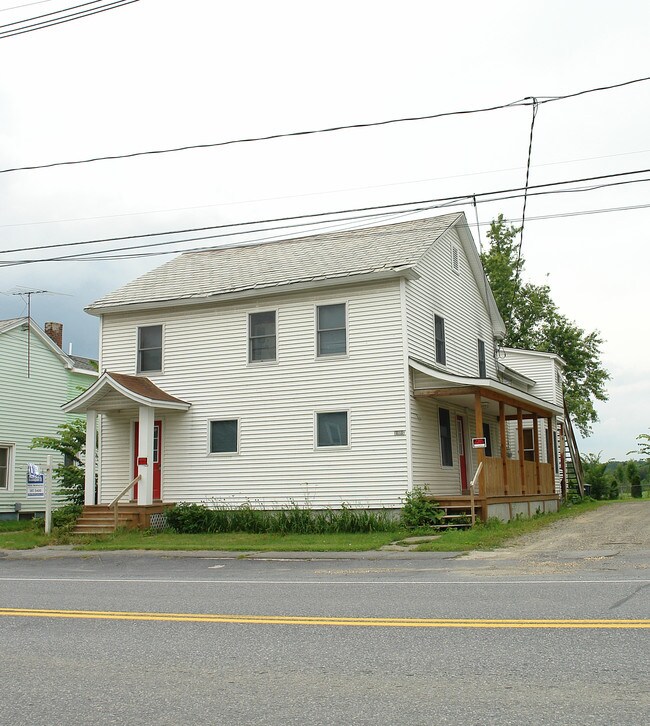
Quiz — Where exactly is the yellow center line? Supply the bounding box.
[0,607,648,628]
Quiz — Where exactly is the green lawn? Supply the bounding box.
[0,498,611,552]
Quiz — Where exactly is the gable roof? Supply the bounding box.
[86,212,506,339]
[88,213,463,313]
[0,318,98,377]
[63,371,190,413]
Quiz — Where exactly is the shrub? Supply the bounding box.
[165,501,395,534]
[399,488,444,528]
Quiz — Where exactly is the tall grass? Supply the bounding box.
[165,501,396,534]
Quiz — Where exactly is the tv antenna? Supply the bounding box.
[5,286,71,377]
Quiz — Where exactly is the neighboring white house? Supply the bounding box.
[65,212,576,521]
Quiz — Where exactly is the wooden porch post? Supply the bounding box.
[517,408,525,495]
[474,392,485,495]
[137,405,155,506]
[559,423,567,500]
[533,414,541,494]
[499,401,508,495]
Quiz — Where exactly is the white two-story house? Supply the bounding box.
[66,212,578,525]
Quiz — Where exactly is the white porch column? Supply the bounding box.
[84,410,97,505]
[137,405,155,505]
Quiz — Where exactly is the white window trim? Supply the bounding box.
[314,410,350,450]
[208,418,241,456]
[314,300,349,360]
[0,442,15,492]
[135,322,165,376]
[247,308,279,366]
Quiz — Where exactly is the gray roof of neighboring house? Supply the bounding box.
[70,355,98,372]
[87,212,464,312]
[0,317,25,333]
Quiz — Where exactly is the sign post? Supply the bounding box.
[45,455,53,534]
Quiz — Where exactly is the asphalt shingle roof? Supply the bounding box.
[88,213,462,311]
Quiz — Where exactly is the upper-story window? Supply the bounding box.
[249,311,276,362]
[434,314,446,365]
[137,325,162,373]
[317,303,347,356]
[478,339,487,378]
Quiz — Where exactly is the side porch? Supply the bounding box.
[411,360,564,522]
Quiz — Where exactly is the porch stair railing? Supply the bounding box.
[109,475,141,529]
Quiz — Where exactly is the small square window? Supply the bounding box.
[317,303,347,356]
[317,412,348,447]
[434,315,446,366]
[210,420,238,454]
[137,325,162,373]
[249,311,276,362]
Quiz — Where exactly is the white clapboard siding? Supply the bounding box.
[406,226,497,378]
[98,279,410,509]
[501,350,564,407]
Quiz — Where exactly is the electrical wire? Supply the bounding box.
[2,75,649,174]
[3,173,650,267]
[0,0,138,39]
[1,167,648,258]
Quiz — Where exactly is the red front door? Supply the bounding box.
[457,416,468,493]
[133,420,162,500]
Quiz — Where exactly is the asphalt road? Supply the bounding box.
[1,538,649,726]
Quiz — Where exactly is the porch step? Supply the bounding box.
[73,504,173,534]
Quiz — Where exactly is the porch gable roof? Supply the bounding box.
[409,358,563,417]
[63,371,191,414]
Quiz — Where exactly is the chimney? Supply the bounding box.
[44,322,63,349]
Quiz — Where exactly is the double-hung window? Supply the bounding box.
[317,411,348,447]
[249,311,276,362]
[438,408,453,466]
[434,315,446,365]
[317,303,346,356]
[0,445,13,490]
[478,339,487,378]
[137,325,162,374]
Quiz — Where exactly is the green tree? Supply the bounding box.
[626,460,643,499]
[582,452,612,500]
[629,431,650,459]
[481,215,609,436]
[31,419,87,505]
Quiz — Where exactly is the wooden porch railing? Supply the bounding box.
[108,475,141,529]
[483,457,554,497]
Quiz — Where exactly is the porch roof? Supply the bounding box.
[63,371,191,414]
[410,358,562,418]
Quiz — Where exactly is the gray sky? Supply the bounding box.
[1,0,649,460]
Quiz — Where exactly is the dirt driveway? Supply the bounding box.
[462,500,650,574]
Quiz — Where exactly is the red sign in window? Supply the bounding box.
[471,437,487,449]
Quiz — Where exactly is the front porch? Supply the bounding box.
[411,359,563,522]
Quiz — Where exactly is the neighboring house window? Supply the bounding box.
[0,445,13,490]
[478,339,487,378]
[317,303,347,356]
[438,408,453,466]
[137,325,162,373]
[482,423,493,457]
[249,311,276,362]
[523,428,535,462]
[553,431,560,474]
[210,420,238,454]
[434,315,446,365]
[317,412,348,447]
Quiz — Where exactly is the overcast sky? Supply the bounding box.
[1,0,649,460]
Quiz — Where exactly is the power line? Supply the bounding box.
[1,167,648,258]
[3,171,650,267]
[0,0,138,39]
[0,0,60,13]
[2,75,649,174]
